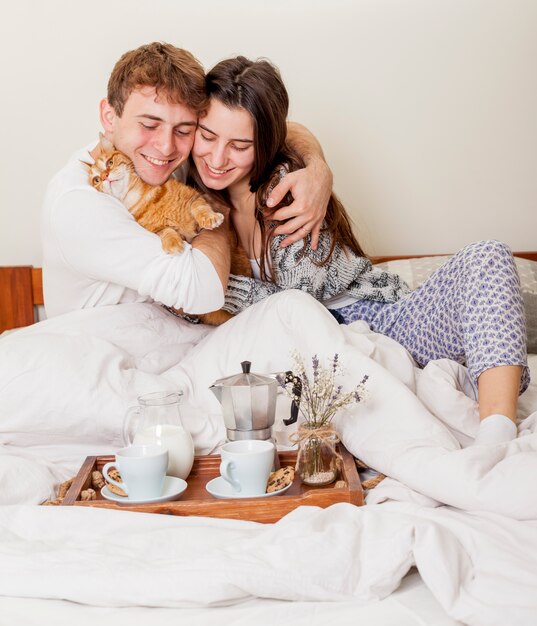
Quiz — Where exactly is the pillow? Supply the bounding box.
[375,256,537,353]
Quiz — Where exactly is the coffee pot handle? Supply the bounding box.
[282,371,302,426]
[122,406,141,446]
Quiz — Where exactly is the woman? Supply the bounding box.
[190,56,529,446]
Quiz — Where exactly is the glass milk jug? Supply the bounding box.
[123,391,194,480]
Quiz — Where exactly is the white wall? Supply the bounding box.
[1,0,536,265]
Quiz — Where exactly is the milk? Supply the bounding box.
[133,424,194,479]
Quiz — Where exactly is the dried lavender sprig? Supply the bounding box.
[278,352,369,426]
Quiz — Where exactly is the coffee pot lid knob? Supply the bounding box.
[213,361,277,388]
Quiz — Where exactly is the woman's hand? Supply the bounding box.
[267,157,333,250]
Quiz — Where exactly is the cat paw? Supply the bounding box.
[161,230,185,253]
[197,210,224,230]
[163,239,185,253]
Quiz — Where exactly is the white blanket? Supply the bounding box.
[0,291,536,625]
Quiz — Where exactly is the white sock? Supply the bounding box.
[473,414,517,446]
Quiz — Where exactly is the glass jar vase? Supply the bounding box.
[295,425,339,486]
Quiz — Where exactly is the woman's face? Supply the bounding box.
[192,99,255,192]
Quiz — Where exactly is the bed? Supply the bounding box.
[1,252,537,626]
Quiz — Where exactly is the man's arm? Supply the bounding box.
[191,206,231,292]
[48,187,226,314]
[267,122,333,250]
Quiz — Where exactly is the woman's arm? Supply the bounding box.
[222,275,283,314]
[223,232,410,315]
[223,233,407,315]
[267,122,333,251]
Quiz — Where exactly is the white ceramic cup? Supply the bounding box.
[102,444,168,500]
[219,440,275,496]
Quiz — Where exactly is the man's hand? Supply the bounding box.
[267,121,333,250]
[267,157,332,249]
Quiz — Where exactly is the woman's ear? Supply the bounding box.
[99,98,116,132]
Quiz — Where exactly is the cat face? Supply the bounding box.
[100,86,197,186]
[88,148,134,200]
[192,98,255,194]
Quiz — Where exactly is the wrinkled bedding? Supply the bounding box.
[0,291,536,626]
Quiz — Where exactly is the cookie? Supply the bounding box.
[80,488,97,501]
[105,468,127,497]
[91,470,105,490]
[42,498,63,506]
[108,468,122,482]
[266,466,295,493]
[106,482,127,497]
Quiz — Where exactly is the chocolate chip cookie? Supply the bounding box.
[266,466,295,493]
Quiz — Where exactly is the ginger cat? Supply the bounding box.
[86,134,252,326]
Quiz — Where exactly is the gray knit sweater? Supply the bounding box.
[223,231,410,314]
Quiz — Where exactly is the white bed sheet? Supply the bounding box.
[1,293,536,626]
[0,569,461,626]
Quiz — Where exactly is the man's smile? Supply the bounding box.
[141,154,175,166]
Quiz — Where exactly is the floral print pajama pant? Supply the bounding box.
[333,240,529,393]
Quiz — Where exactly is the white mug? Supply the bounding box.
[102,444,168,500]
[219,440,275,496]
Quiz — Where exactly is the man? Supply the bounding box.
[42,42,332,318]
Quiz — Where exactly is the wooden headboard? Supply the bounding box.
[2,253,536,333]
[0,267,43,332]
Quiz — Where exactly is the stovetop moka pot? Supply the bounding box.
[209,361,278,441]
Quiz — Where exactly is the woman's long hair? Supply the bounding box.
[189,56,367,280]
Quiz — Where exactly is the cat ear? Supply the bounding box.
[98,132,115,152]
[79,159,92,169]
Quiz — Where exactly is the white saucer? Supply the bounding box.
[101,476,187,504]
[206,476,292,499]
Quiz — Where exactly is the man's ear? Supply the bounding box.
[99,98,116,132]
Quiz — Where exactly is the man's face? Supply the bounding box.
[101,86,198,186]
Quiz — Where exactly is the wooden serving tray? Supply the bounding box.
[62,445,363,523]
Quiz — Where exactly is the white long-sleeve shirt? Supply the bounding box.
[41,143,224,318]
